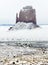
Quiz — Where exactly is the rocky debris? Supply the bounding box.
[8,27,13,30]
[12,62,15,64]
[0,45,48,65]
[4,55,48,65]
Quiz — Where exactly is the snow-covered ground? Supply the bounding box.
[0,44,48,65]
[0,25,48,65]
[0,25,48,42]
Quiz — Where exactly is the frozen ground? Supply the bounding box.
[0,25,48,65]
[0,25,48,42]
[0,45,48,65]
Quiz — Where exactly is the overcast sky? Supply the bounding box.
[0,0,48,24]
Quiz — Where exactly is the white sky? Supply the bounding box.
[0,0,48,24]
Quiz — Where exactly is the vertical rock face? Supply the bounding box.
[16,6,36,25]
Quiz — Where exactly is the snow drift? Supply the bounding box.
[0,24,48,42]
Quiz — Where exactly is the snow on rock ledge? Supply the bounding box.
[9,22,39,30]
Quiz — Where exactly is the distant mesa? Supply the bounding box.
[16,6,36,25]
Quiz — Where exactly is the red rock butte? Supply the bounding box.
[16,6,36,24]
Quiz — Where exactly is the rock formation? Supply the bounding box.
[16,6,36,25]
[9,6,39,30]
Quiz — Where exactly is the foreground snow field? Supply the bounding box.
[0,25,48,42]
[0,25,48,65]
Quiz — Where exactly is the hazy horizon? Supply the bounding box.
[0,0,48,24]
